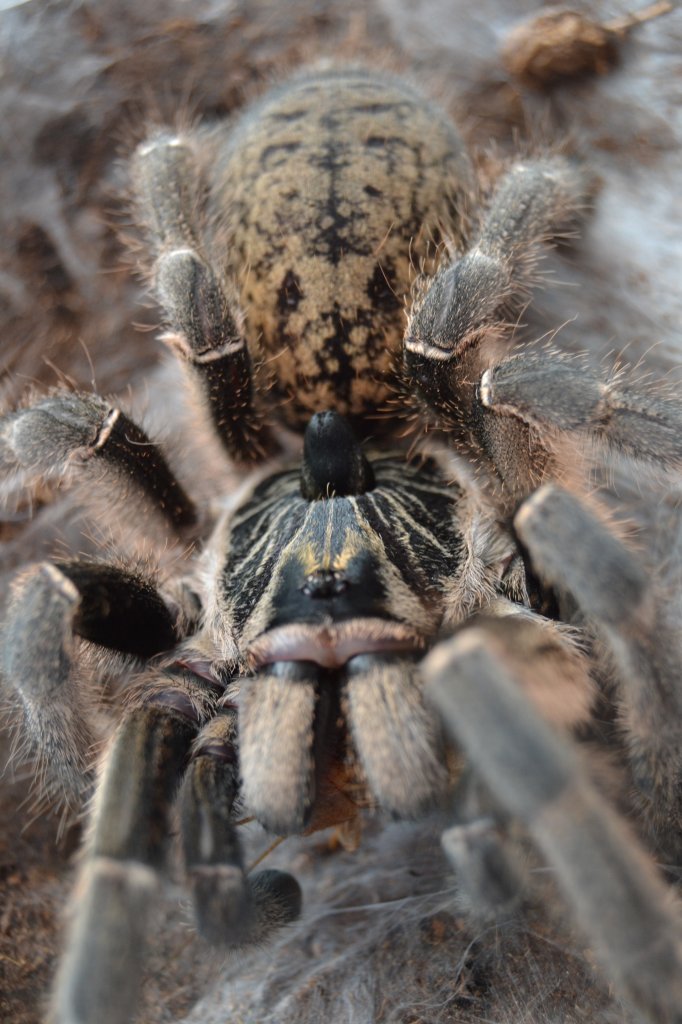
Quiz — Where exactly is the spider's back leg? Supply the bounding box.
[0,391,198,542]
[403,156,590,416]
[131,134,274,464]
[402,154,592,503]
[480,351,682,468]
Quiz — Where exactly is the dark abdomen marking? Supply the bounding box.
[211,67,474,431]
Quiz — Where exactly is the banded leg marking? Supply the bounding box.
[132,134,272,463]
[0,391,197,533]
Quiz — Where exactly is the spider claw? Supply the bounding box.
[246,869,303,940]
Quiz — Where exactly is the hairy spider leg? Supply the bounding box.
[180,706,303,944]
[0,391,197,536]
[516,485,682,856]
[3,560,180,804]
[426,626,682,1024]
[131,134,273,463]
[52,667,300,1024]
[481,352,682,467]
[403,156,590,505]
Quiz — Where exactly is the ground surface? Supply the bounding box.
[1,1,682,1023]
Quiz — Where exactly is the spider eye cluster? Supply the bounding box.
[220,413,465,659]
[301,568,349,599]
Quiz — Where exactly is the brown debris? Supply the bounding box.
[500,2,672,89]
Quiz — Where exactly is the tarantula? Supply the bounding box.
[3,63,682,1024]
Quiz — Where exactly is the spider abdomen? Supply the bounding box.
[211,65,474,430]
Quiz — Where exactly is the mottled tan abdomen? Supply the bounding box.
[211,65,474,431]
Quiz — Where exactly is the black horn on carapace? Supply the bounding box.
[300,411,375,500]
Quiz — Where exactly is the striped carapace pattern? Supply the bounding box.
[219,454,465,651]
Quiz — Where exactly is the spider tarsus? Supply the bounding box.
[441,817,523,923]
[246,869,303,941]
[188,863,251,945]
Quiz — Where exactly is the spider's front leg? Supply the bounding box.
[53,670,301,1024]
[515,484,682,855]
[131,134,274,464]
[425,627,682,1024]
[3,559,180,805]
